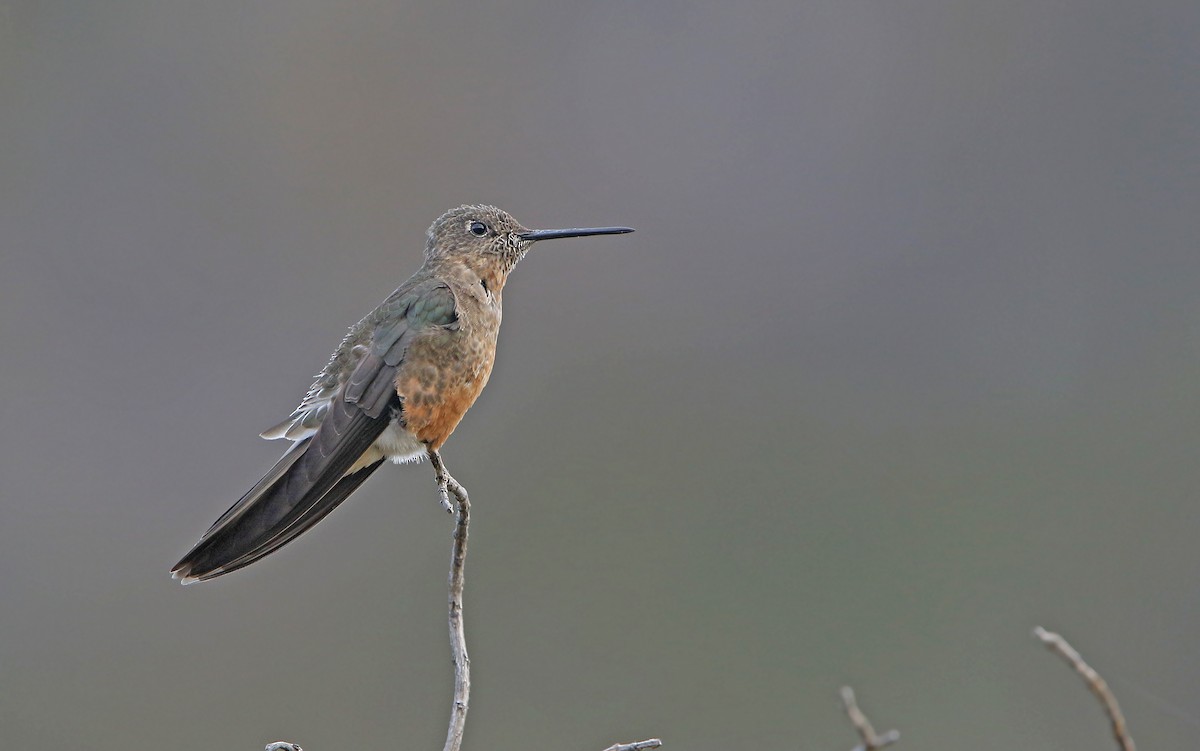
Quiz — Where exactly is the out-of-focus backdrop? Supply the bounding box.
[3,1,1199,749]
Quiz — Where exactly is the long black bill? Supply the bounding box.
[519,226,634,242]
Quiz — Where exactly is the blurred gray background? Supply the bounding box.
[2,1,1199,749]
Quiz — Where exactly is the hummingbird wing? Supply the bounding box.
[171,279,460,583]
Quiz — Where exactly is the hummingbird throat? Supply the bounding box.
[475,249,527,293]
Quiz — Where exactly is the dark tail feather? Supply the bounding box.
[202,458,384,580]
[171,396,395,583]
[171,458,384,583]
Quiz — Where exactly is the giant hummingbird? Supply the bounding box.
[172,205,633,583]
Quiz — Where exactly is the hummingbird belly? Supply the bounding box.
[345,420,426,474]
[394,325,497,451]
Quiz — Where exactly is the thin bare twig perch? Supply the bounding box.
[429,449,472,751]
[601,740,663,751]
[840,687,899,751]
[262,452,657,751]
[1033,626,1136,751]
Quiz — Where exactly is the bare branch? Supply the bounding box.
[608,742,662,751]
[1032,626,1135,751]
[430,448,472,751]
[840,687,899,751]
[259,453,653,751]
[601,740,663,751]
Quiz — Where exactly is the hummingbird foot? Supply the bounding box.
[428,448,469,515]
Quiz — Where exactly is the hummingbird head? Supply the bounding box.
[424,205,633,277]
[425,205,529,264]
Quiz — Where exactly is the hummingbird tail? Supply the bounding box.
[171,397,395,583]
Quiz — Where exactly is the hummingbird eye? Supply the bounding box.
[468,221,488,237]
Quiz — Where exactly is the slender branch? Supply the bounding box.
[259,450,654,751]
[1033,626,1136,751]
[840,687,899,751]
[600,740,662,751]
[430,448,472,751]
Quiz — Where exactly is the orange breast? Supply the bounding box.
[394,327,497,449]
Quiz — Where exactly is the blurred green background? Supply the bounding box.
[2,1,1199,749]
